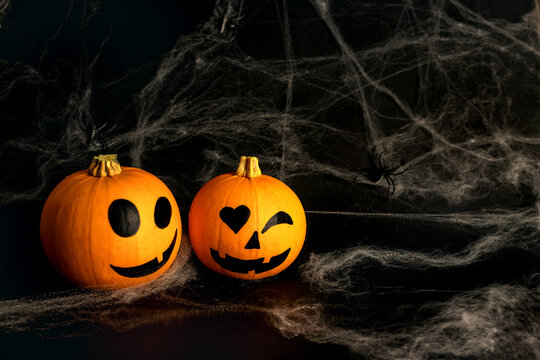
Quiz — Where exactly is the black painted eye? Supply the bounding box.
[262,211,293,234]
[220,205,250,233]
[108,199,140,237]
[154,197,172,229]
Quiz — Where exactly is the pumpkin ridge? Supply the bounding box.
[189,174,231,271]
[42,182,62,280]
[87,176,104,287]
[250,176,260,278]
[56,174,95,285]
[217,175,244,274]
[136,169,166,268]
[129,170,153,267]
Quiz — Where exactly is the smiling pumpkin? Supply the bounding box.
[189,156,306,280]
[40,155,182,289]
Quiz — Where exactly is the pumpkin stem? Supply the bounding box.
[236,156,262,178]
[88,154,122,177]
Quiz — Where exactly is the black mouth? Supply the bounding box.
[210,248,291,274]
[110,229,177,278]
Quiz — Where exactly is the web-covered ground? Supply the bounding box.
[0,1,539,359]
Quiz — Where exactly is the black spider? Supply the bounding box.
[365,149,409,201]
[74,120,117,153]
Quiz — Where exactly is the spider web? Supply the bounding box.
[0,0,539,358]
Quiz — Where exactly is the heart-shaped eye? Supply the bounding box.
[219,205,250,234]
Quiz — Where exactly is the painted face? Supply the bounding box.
[107,197,178,278]
[41,165,182,288]
[189,157,306,280]
[210,205,295,274]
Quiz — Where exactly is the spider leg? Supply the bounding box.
[107,123,118,132]
[387,175,396,197]
[77,120,88,132]
[388,168,409,176]
[95,134,108,153]
[85,126,98,147]
[389,167,409,176]
[366,150,375,167]
[377,151,385,170]
[68,137,80,152]
[378,176,388,201]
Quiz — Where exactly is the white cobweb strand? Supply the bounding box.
[0,0,539,205]
[301,210,539,294]
[0,0,538,357]
[294,208,539,357]
[267,284,540,359]
[121,0,540,204]
[0,0,9,28]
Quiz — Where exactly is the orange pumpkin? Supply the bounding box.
[40,154,182,288]
[189,156,306,279]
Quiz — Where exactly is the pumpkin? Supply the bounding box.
[40,154,182,288]
[189,156,306,279]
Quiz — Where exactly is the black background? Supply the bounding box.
[0,1,539,359]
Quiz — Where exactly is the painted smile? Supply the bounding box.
[210,248,291,274]
[110,229,177,278]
